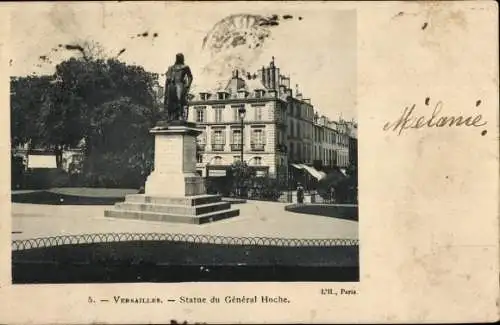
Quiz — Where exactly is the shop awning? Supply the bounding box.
[291,164,327,181]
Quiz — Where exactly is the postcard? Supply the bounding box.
[0,1,498,324]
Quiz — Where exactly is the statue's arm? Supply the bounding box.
[185,66,193,89]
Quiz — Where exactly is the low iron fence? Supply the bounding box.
[12,232,359,251]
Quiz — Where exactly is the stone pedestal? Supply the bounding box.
[145,124,206,197]
[105,121,239,224]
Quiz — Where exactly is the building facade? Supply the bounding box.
[188,57,355,179]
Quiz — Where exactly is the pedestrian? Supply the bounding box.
[329,186,335,203]
[296,182,304,204]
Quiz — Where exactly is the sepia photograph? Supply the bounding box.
[9,3,358,284]
[2,1,499,324]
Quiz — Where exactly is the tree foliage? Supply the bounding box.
[10,75,53,148]
[11,44,162,188]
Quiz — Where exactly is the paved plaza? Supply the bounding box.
[11,200,358,241]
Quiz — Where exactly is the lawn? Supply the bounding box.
[12,241,359,283]
[11,187,138,205]
[285,203,359,221]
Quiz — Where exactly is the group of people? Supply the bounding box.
[295,183,336,204]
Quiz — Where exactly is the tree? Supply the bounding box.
[48,54,160,176]
[228,161,256,196]
[10,75,54,148]
[10,42,162,187]
[79,97,154,187]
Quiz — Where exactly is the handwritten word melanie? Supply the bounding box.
[383,99,487,135]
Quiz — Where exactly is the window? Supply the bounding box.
[231,129,242,151]
[200,93,209,101]
[251,129,265,145]
[211,128,225,151]
[251,128,265,151]
[255,90,264,98]
[253,157,262,165]
[213,129,225,144]
[196,108,205,122]
[217,92,228,100]
[196,154,203,163]
[231,129,242,144]
[214,156,222,165]
[196,131,206,151]
[214,108,223,123]
[197,131,206,144]
[254,106,263,121]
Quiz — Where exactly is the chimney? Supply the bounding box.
[283,76,290,88]
[265,67,271,89]
[279,84,286,96]
[273,68,280,90]
[260,66,266,86]
[295,84,302,100]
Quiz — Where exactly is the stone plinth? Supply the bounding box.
[145,123,206,197]
[105,121,240,224]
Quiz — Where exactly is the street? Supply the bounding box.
[12,200,358,241]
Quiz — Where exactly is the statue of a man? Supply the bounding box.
[164,53,193,121]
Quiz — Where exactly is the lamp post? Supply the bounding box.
[237,107,247,198]
[238,107,246,163]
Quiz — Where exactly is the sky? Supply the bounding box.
[7,2,357,120]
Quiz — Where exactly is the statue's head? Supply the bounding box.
[175,53,185,65]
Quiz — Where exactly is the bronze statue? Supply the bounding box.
[164,53,193,121]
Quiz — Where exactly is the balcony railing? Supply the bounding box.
[251,143,265,151]
[211,144,225,151]
[230,143,242,151]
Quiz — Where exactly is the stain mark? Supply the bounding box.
[9,59,12,66]
[283,14,293,20]
[64,44,85,53]
[425,97,430,105]
[476,99,481,107]
[116,48,126,57]
[259,20,279,27]
[481,130,487,136]
[445,175,449,179]
[298,16,303,20]
[141,31,149,37]
[153,32,159,37]
[422,22,428,30]
[231,35,246,47]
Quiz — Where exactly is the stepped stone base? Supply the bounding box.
[104,194,240,224]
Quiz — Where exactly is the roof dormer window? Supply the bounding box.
[255,89,265,98]
[217,92,229,100]
[200,92,210,101]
